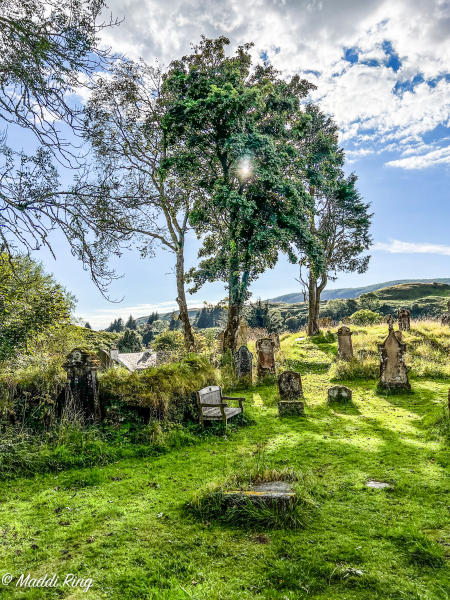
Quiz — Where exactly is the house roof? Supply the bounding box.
[114,350,156,372]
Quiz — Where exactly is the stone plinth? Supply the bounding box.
[337,326,353,360]
[278,401,305,417]
[256,337,276,377]
[327,385,352,403]
[224,481,295,507]
[234,346,253,384]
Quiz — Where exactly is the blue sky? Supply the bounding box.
[15,0,450,327]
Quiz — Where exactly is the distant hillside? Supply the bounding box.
[271,278,450,303]
[374,282,450,300]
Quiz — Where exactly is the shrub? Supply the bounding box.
[350,309,382,325]
[99,354,218,423]
[152,330,185,352]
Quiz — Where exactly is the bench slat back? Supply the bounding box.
[198,385,222,405]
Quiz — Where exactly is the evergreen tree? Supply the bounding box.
[118,329,143,353]
[84,322,92,329]
[126,315,137,330]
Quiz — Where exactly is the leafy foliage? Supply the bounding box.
[0,253,74,361]
[350,309,383,325]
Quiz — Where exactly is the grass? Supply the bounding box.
[0,323,448,599]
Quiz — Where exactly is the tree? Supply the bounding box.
[0,253,74,360]
[82,59,196,350]
[296,105,372,335]
[84,322,92,329]
[247,300,270,329]
[0,0,119,284]
[168,312,181,331]
[118,329,143,353]
[147,312,159,325]
[163,37,320,351]
[126,315,137,330]
[359,292,381,312]
[350,309,382,325]
[105,318,125,333]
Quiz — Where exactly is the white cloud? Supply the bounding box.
[97,1,450,169]
[386,145,450,169]
[374,239,450,255]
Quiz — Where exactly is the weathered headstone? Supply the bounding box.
[63,348,100,421]
[256,337,276,377]
[398,308,411,331]
[234,346,253,385]
[235,319,249,351]
[278,371,303,400]
[277,370,304,416]
[342,316,351,325]
[270,331,281,350]
[337,326,353,360]
[327,385,352,403]
[441,301,450,326]
[377,325,411,392]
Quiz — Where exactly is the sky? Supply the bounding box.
[30,0,450,327]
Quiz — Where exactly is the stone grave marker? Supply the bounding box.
[377,324,411,392]
[256,338,276,377]
[327,385,352,403]
[235,319,249,351]
[398,308,411,331]
[234,346,253,385]
[277,370,304,416]
[337,325,353,360]
[63,348,100,421]
[270,331,280,350]
[441,300,450,326]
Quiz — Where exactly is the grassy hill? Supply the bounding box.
[374,282,450,300]
[0,322,448,600]
[271,278,450,303]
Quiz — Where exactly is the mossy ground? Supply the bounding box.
[0,326,448,599]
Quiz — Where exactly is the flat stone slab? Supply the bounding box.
[295,337,305,341]
[224,481,295,504]
[366,480,391,489]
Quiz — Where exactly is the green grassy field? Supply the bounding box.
[0,326,449,599]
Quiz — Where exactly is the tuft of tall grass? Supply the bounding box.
[187,467,319,529]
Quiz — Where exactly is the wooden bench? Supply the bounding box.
[197,385,245,425]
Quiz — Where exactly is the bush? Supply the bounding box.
[99,354,218,423]
[152,330,185,352]
[350,309,382,325]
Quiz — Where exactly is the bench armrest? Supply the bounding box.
[222,396,246,401]
[200,402,228,408]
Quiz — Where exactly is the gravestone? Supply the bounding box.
[278,371,304,416]
[377,324,411,392]
[63,348,100,421]
[337,326,353,360]
[328,385,352,403]
[441,301,450,326]
[235,319,249,350]
[256,337,276,377]
[398,308,411,331]
[278,371,303,400]
[270,331,280,350]
[342,316,351,325]
[234,346,253,385]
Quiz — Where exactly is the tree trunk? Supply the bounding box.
[175,249,195,351]
[307,270,320,336]
[223,302,241,353]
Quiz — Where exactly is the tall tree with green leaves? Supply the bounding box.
[296,106,372,335]
[0,253,74,360]
[163,37,321,351]
[83,59,196,350]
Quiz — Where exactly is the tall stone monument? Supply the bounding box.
[269,331,281,350]
[398,308,411,331]
[377,323,411,392]
[256,337,276,377]
[234,346,253,385]
[63,348,101,421]
[337,325,353,360]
